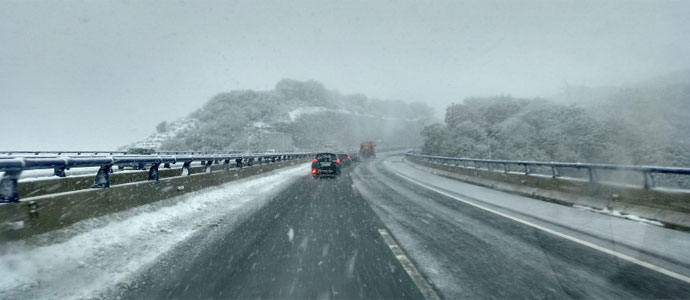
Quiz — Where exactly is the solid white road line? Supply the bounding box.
[388,166,690,285]
[378,229,442,300]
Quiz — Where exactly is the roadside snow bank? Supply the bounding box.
[0,163,308,299]
[572,204,664,227]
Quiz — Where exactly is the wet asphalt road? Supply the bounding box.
[113,167,426,299]
[113,155,690,299]
[352,156,690,299]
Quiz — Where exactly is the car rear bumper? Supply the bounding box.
[313,168,339,176]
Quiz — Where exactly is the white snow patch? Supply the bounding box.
[0,163,309,299]
[253,121,270,128]
[572,205,665,226]
[287,227,295,242]
[345,250,358,279]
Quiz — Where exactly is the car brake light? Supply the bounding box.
[336,159,340,164]
[312,159,317,163]
[311,168,317,174]
[347,156,351,159]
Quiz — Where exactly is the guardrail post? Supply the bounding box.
[148,163,160,181]
[551,166,560,178]
[643,171,656,189]
[92,165,112,188]
[136,163,145,170]
[504,163,509,173]
[163,163,171,169]
[223,159,230,170]
[247,158,254,166]
[53,166,67,177]
[474,161,478,169]
[0,170,21,203]
[487,162,492,171]
[587,168,598,183]
[236,158,243,168]
[205,160,213,173]
[258,157,263,165]
[524,164,531,175]
[181,161,191,176]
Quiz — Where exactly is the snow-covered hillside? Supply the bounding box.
[125,79,434,151]
[126,118,197,150]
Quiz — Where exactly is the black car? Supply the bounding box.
[312,153,341,178]
[336,153,352,167]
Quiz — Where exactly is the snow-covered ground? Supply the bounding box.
[572,204,665,226]
[0,163,309,299]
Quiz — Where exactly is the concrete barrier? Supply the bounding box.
[406,157,690,231]
[1,160,308,241]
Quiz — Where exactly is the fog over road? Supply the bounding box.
[108,153,690,299]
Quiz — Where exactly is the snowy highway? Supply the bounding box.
[5,2,690,299]
[2,153,690,299]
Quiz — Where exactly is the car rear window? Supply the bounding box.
[316,153,336,161]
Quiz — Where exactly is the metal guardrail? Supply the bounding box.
[0,152,314,203]
[0,150,288,156]
[406,152,690,190]
[0,151,131,156]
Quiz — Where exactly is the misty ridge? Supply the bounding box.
[131,79,434,151]
[421,69,690,170]
[130,68,690,173]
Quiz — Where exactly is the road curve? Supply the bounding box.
[111,153,690,299]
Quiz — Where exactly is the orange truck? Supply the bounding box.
[359,141,376,159]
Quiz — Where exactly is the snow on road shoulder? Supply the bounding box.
[0,163,309,299]
[572,205,664,227]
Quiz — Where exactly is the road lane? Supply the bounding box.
[109,153,690,299]
[352,154,690,299]
[112,169,426,299]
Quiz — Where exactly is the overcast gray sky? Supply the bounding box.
[1,0,689,150]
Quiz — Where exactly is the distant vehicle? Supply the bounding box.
[311,152,341,178]
[336,153,352,167]
[350,153,360,162]
[359,141,376,159]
